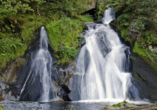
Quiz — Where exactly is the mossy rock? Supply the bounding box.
[111,101,135,108]
[133,42,147,57]
[0,105,5,110]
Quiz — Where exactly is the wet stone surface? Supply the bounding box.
[0,101,107,110]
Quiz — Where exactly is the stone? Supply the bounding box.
[129,52,157,101]
[81,37,86,47]
[57,84,72,101]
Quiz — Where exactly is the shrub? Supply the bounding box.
[46,16,93,63]
[0,38,27,69]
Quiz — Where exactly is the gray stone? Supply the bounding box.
[130,52,157,101]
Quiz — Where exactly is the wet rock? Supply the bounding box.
[96,31,111,57]
[57,84,72,101]
[95,18,102,23]
[0,105,5,110]
[125,48,130,56]
[81,37,86,47]
[129,52,157,101]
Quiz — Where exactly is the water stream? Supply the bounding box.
[0,8,140,104]
[0,8,151,110]
[69,8,138,101]
[20,27,56,102]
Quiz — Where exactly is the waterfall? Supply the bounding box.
[70,9,138,100]
[20,26,55,102]
[102,8,115,24]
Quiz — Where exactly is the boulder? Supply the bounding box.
[57,84,72,101]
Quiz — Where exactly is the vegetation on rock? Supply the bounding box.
[0,0,99,71]
[111,101,135,108]
[105,0,157,65]
[0,105,4,110]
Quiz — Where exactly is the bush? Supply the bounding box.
[111,101,135,107]
[133,42,146,57]
[46,16,93,63]
[0,38,27,69]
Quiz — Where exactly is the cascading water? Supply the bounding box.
[102,8,115,24]
[20,26,56,102]
[70,8,139,100]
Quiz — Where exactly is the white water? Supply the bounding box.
[75,9,138,100]
[102,8,115,24]
[39,26,52,101]
[20,26,52,101]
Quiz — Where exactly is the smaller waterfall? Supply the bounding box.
[102,8,115,24]
[20,26,55,102]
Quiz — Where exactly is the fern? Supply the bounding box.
[0,38,26,69]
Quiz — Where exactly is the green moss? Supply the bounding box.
[121,29,128,37]
[95,1,106,19]
[111,101,135,108]
[46,16,93,63]
[130,56,136,60]
[142,55,157,72]
[21,16,50,43]
[133,42,147,57]
[134,73,146,81]
[77,15,94,22]
[0,105,5,110]
[124,37,132,44]
[0,38,27,69]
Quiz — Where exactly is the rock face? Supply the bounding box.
[57,84,72,101]
[0,26,75,102]
[129,52,157,101]
[95,31,111,57]
[19,27,76,102]
[87,0,97,11]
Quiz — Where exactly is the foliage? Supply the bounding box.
[46,16,93,63]
[70,105,73,110]
[0,0,94,69]
[0,38,26,69]
[60,46,78,62]
[139,32,157,49]
[95,0,106,19]
[121,29,128,38]
[105,0,157,34]
[21,16,49,42]
[133,42,146,57]
[0,0,33,17]
[111,101,135,107]
[47,0,88,17]
[105,0,157,64]
[0,105,4,110]
[117,14,130,30]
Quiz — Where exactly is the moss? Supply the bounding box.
[142,55,157,72]
[133,42,147,57]
[130,56,136,60]
[0,105,4,110]
[0,0,94,70]
[121,29,128,38]
[46,16,93,63]
[63,73,74,85]
[111,101,135,108]
[0,38,27,70]
[95,1,106,19]
[124,37,132,44]
[21,16,50,43]
[134,73,146,81]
